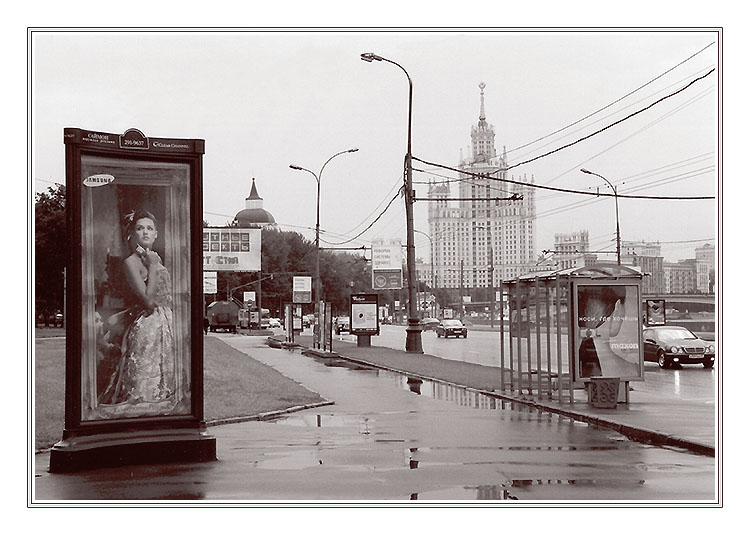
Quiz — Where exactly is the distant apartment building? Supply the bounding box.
[621,240,665,294]
[694,243,714,293]
[428,82,536,288]
[553,231,597,270]
[663,260,697,294]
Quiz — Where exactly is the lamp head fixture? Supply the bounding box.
[360,53,383,62]
[289,164,303,170]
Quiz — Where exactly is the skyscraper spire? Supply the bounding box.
[479,82,486,122]
[470,82,494,162]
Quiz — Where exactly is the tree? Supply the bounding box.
[35,184,66,318]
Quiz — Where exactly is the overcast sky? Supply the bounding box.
[31,29,718,264]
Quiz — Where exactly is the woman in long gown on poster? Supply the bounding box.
[100,210,176,412]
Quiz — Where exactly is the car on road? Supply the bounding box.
[268,318,281,328]
[419,317,440,331]
[643,325,715,369]
[436,319,468,339]
[335,316,350,334]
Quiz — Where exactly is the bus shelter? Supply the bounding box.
[499,264,644,404]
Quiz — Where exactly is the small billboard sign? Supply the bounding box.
[644,299,666,326]
[372,240,402,290]
[293,276,312,303]
[203,271,217,294]
[350,293,379,336]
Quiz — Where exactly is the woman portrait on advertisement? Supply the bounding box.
[577,285,640,379]
[98,210,178,411]
[77,154,193,422]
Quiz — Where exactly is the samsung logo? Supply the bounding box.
[83,174,115,187]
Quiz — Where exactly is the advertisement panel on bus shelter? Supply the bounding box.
[571,280,644,385]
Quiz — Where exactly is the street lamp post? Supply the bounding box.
[290,148,358,348]
[361,52,422,353]
[581,168,621,265]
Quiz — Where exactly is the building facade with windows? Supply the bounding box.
[428,83,536,289]
[553,231,593,270]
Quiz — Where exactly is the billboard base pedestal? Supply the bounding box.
[357,335,371,347]
[49,424,216,473]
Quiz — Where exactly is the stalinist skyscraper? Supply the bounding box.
[428,83,537,294]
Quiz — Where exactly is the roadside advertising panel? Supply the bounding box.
[571,281,644,385]
[644,299,667,326]
[293,276,312,303]
[350,293,379,336]
[372,240,402,290]
[203,271,217,295]
[56,127,215,471]
[203,227,261,272]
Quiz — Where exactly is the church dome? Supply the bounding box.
[235,207,276,226]
[233,178,277,228]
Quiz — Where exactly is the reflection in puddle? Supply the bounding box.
[409,478,646,500]
[397,375,553,416]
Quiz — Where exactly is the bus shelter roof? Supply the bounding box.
[510,263,643,284]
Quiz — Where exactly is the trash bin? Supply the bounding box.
[586,377,620,408]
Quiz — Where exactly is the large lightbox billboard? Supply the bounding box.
[63,128,206,425]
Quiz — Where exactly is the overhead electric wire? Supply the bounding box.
[509,67,714,168]
[499,68,716,173]
[337,173,404,237]
[322,188,403,246]
[413,155,714,200]
[530,84,714,188]
[413,166,517,196]
[534,167,714,221]
[506,42,715,157]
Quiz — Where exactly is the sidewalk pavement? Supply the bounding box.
[272,333,715,457]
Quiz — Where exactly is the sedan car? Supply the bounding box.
[268,318,281,328]
[419,317,440,331]
[643,326,715,369]
[436,319,468,339]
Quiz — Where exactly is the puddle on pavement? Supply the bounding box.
[299,352,556,416]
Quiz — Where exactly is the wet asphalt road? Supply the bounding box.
[366,325,716,402]
[34,334,715,501]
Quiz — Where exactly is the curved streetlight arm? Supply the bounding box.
[289,164,318,184]
[580,168,621,264]
[319,148,359,178]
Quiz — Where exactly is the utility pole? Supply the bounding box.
[460,259,464,322]
[361,52,422,353]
